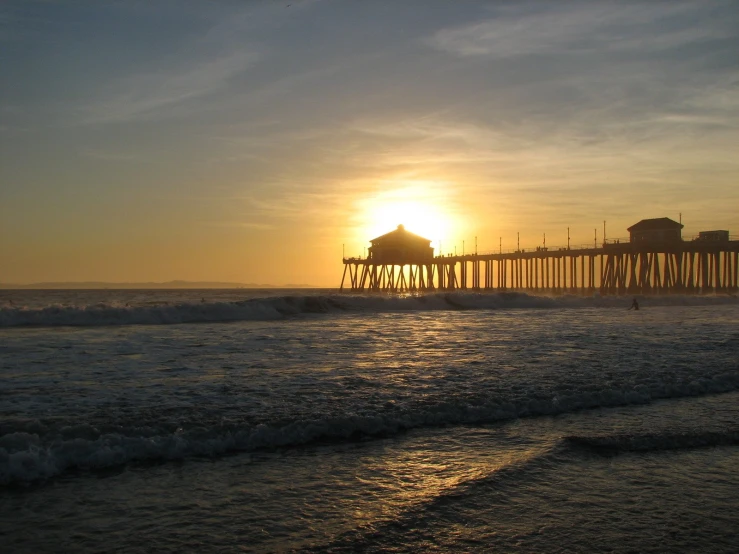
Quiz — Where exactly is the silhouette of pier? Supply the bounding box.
[340,220,739,295]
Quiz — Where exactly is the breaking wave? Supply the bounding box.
[3,369,739,485]
[565,429,739,454]
[1,292,736,328]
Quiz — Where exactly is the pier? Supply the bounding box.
[340,220,739,295]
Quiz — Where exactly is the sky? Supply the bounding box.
[1,0,738,286]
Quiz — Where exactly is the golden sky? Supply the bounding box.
[1,1,738,285]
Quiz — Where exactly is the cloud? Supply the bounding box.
[81,50,260,124]
[246,192,342,221]
[428,2,733,58]
[203,220,275,230]
[78,148,143,162]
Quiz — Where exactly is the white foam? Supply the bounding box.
[3,370,738,485]
[0,292,736,328]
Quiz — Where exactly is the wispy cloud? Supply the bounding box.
[246,192,343,221]
[428,2,732,58]
[78,148,143,162]
[203,220,275,231]
[81,50,260,124]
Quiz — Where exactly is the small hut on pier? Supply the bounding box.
[697,230,729,242]
[367,225,434,264]
[627,217,683,244]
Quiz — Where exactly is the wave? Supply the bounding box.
[303,443,564,553]
[3,370,739,486]
[565,429,739,454]
[304,425,739,552]
[1,291,736,328]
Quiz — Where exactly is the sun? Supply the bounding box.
[356,182,458,250]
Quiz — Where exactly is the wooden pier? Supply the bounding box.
[340,221,739,295]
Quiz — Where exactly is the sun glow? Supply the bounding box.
[356,183,459,252]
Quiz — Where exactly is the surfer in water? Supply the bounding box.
[629,298,639,311]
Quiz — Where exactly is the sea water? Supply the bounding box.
[1,289,738,552]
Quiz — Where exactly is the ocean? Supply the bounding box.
[1,288,738,553]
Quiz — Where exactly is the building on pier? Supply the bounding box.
[627,217,683,244]
[368,225,434,264]
[340,225,438,292]
[697,230,730,242]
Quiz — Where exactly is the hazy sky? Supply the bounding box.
[2,0,738,285]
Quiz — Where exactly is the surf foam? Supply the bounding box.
[3,369,739,485]
[1,292,736,328]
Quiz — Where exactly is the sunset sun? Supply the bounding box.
[357,183,458,249]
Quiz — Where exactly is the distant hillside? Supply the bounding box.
[0,281,319,290]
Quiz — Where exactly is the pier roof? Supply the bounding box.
[370,224,431,245]
[627,217,684,232]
